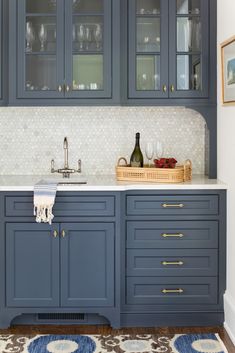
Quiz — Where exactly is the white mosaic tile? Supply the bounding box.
[0,106,206,175]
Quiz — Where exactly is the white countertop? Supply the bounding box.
[0,174,227,191]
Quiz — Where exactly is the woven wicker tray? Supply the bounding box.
[116,158,192,183]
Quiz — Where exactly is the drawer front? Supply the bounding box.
[5,195,115,217]
[126,195,219,216]
[126,277,218,305]
[127,249,218,277]
[127,221,218,248]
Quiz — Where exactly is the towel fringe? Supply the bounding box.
[34,204,54,225]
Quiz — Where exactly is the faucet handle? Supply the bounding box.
[51,159,55,173]
[78,159,82,173]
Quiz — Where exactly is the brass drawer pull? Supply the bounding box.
[162,288,184,294]
[170,84,175,92]
[162,203,184,208]
[58,85,63,92]
[61,230,66,238]
[163,84,167,92]
[53,230,58,238]
[161,233,184,238]
[161,261,184,266]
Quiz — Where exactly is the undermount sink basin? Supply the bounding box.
[58,180,87,185]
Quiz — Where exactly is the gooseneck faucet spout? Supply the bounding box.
[64,137,69,169]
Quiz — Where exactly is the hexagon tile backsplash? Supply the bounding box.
[0,106,206,175]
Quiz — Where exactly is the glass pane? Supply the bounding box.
[73,55,103,90]
[26,55,56,91]
[136,55,160,90]
[72,16,103,52]
[177,0,200,15]
[177,17,201,52]
[177,55,201,90]
[26,17,56,53]
[137,18,160,52]
[136,0,160,15]
[26,0,56,13]
[73,0,103,13]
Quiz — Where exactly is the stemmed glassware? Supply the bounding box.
[77,24,85,50]
[39,24,47,51]
[145,142,154,167]
[94,24,102,50]
[155,141,164,159]
[85,26,92,50]
[26,21,35,52]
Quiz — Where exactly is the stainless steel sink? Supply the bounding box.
[58,181,87,185]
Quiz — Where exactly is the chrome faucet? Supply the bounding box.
[51,137,82,178]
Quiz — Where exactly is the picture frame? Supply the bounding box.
[221,35,235,105]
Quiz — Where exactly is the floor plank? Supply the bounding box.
[0,325,234,352]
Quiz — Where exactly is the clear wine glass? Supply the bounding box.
[77,24,85,50]
[26,22,35,52]
[39,24,47,51]
[145,142,154,167]
[94,24,102,50]
[85,26,92,50]
[155,141,164,159]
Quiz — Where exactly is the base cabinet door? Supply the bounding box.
[61,223,115,307]
[6,223,60,307]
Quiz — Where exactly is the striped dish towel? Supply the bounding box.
[34,180,58,224]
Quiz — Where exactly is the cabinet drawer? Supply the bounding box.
[127,221,218,248]
[127,249,218,277]
[126,195,219,216]
[126,277,218,305]
[5,195,115,217]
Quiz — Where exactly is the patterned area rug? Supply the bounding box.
[0,334,228,353]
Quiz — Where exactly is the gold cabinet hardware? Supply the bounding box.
[61,230,66,238]
[163,85,167,92]
[162,288,184,294]
[162,203,184,208]
[53,230,58,238]
[58,85,63,92]
[170,85,175,92]
[161,233,184,238]
[161,261,184,266]
[65,85,70,92]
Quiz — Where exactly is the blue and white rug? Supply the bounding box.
[0,333,228,353]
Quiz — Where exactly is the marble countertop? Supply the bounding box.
[0,174,227,191]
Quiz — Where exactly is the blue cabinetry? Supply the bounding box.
[122,190,226,327]
[0,189,226,328]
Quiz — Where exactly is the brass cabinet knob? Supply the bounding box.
[170,85,175,92]
[58,85,63,92]
[65,85,70,92]
[163,85,167,92]
[53,230,58,238]
[61,230,66,238]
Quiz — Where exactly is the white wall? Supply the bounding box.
[217,0,235,345]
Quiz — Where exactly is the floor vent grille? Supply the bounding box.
[37,313,86,321]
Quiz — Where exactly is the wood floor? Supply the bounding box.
[0,325,234,352]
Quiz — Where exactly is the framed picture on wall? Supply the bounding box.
[221,35,235,104]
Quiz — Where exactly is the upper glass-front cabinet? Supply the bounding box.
[128,0,209,99]
[128,0,169,98]
[16,0,112,99]
[169,0,209,98]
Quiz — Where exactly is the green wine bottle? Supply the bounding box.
[130,132,144,167]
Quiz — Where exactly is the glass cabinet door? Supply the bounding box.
[17,0,64,98]
[128,0,168,98]
[64,0,112,98]
[169,0,209,97]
